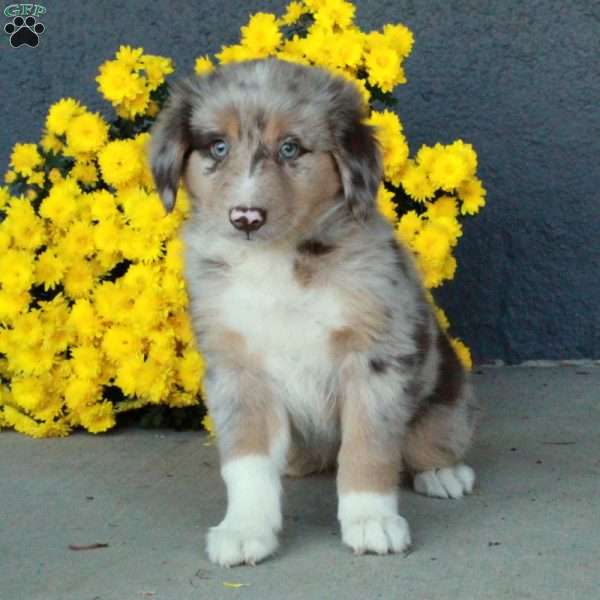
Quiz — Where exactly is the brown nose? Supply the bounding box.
[229,206,267,232]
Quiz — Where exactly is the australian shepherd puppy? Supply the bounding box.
[150,58,478,567]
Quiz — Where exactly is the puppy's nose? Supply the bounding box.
[229,206,267,232]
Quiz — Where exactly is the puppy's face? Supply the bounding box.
[151,59,383,243]
[182,106,342,242]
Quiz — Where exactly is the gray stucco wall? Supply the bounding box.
[1,1,598,364]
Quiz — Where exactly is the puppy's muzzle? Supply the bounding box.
[229,206,267,233]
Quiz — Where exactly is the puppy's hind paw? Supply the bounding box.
[206,525,278,567]
[342,515,411,555]
[413,463,475,499]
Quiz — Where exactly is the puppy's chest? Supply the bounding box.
[218,250,345,383]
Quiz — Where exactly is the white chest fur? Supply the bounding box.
[219,247,345,429]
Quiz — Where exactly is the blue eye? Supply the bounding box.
[210,139,229,160]
[279,140,300,161]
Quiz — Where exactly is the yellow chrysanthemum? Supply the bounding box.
[0,249,34,293]
[96,60,144,104]
[458,177,486,215]
[426,196,458,220]
[313,0,356,30]
[102,326,143,362]
[10,143,42,177]
[365,34,406,92]
[63,261,96,299]
[3,199,46,250]
[240,13,282,58]
[450,338,472,370]
[71,346,103,380]
[139,54,174,91]
[39,178,80,228]
[35,250,65,291]
[68,299,102,341]
[71,161,98,186]
[194,55,214,76]
[367,110,409,183]
[177,348,205,394]
[376,184,397,224]
[395,210,422,245]
[65,112,109,157]
[115,45,144,69]
[40,132,63,154]
[98,140,143,188]
[45,97,82,135]
[382,23,414,59]
[279,1,306,25]
[78,401,115,434]
[400,161,436,202]
[428,148,470,191]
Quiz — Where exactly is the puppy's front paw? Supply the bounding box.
[338,492,411,555]
[413,463,475,499]
[341,514,411,555]
[206,523,278,567]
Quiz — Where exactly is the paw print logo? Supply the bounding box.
[4,15,45,47]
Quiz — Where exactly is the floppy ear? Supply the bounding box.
[329,83,383,222]
[149,80,194,212]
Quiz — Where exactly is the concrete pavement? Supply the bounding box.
[1,365,599,600]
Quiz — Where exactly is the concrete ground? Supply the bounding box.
[1,365,599,600]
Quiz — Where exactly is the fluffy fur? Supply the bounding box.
[150,58,479,566]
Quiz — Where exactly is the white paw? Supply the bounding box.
[341,515,411,555]
[338,492,411,555]
[206,522,279,567]
[413,463,475,499]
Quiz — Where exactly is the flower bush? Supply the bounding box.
[0,0,485,438]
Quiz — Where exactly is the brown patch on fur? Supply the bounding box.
[402,331,467,473]
[402,406,459,473]
[329,327,371,360]
[337,378,401,494]
[218,107,241,141]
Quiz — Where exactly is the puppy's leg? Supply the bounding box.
[205,369,288,567]
[403,336,479,499]
[336,356,412,555]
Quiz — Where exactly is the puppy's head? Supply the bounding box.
[150,59,382,241]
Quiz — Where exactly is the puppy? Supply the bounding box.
[150,58,478,567]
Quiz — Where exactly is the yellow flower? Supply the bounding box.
[194,55,214,76]
[60,221,96,258]
[3,199,46,250]
[71,346,103,380]
[79,401,115,434]
[68,299,102,341]
[65,378,100,412]
[434,306,450,331]
[329,28,364,70]
[382,23,414,59]
[93,218,123,255]
[177,348,205,393]
[367,110,409,184]
[395,210,422,245]
[115,45,144,68]
[35,250,65,290]
[0,290,30,323]
[39,178,80,228]
[428,148,470,191]
[139,54,174,91]
[313,0,355,30]
[10,143,43,176]
[71,160,98,186]
[98,140,143,188]
[4,170,17,184]
[102,326,143,362]
[426,196,458,220]
[450,337,472,370]
[117,89,151,119]
[365,34,406,92]
[65,112,109,157]
[458,177,486,215]
[202,413,215,435]
[115,353,145,396]
[96,60,144,104]
[0,248,34,293]
[412,222,451,266]
[63,260,96,298]
[376,184,397,224]
[279,1,306,25]
[400,160,435,202]
[41,131,63,154]
[240,13,282,57]
[45,97,83,135]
